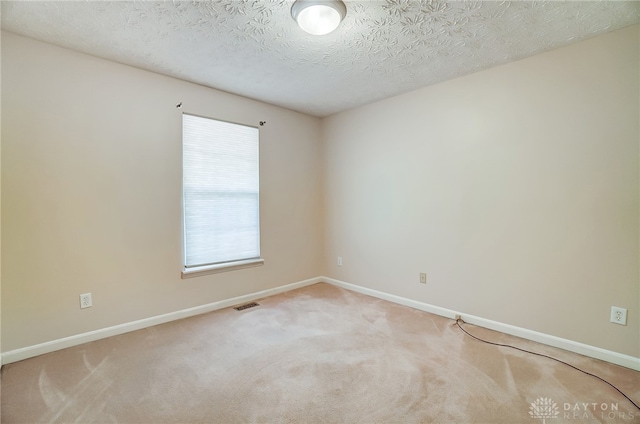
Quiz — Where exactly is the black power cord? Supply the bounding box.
[454,318,640,412]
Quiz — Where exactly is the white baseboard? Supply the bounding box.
[4,275,638,372]
[322,277,640,372]
[1,277,321,365]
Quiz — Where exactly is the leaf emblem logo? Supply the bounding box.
[529,397,560,424]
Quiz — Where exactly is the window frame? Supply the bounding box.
[181,113,263,278]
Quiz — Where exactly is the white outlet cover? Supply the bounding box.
[80,293,92,309]
[610,306,627,325]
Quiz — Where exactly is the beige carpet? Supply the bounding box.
[2,283,639,423]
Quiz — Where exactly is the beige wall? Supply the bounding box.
[322,25,639,357]
[0,31,3,359]
[2,25,639,359]
[1,32,324,352]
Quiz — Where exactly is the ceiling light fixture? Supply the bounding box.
[291,0,347,36]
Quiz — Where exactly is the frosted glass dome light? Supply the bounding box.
[291,0,347,36]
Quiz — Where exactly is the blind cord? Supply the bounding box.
[454,318,640,412]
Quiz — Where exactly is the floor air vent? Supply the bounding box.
[234,302,259,311]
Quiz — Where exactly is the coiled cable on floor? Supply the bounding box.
[454,318,640,412]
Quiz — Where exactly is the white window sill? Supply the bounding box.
[182,258,264,279]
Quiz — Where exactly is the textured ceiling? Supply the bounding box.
[2,1,639,117]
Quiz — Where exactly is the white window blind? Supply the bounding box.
[183,114,260,269]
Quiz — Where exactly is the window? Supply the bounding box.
[182,114,262,277]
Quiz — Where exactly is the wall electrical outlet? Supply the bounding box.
[419,273,427,284]
[80,293,92,309]
[337,257,343,266]
[610,306,627,325]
